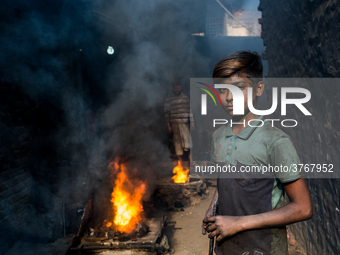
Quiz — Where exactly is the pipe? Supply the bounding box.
[215,0,260,37]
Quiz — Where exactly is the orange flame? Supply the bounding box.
[172,160,190,183]
[105,221,112,228]
[108,159,146,233]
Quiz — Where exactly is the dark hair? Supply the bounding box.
[212,51,263,78]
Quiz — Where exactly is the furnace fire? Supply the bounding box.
[106,158,146,233]
[172,160,190,183]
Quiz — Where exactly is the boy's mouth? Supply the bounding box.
[226,105,233,110]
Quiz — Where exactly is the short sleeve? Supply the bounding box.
[268,137,303,183]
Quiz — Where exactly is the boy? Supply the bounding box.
[202,51,312,255]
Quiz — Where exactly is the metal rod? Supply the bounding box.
[209,197,218,255]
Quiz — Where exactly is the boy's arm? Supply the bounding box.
[164,98,171,133]
[186,96,194,128]
[240,178,312,230]
[205,178,312,241]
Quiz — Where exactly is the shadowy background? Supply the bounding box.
[2,0,339,255]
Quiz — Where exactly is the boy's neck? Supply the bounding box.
[231,112,260,135]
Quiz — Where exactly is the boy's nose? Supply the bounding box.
[226,90,233,101]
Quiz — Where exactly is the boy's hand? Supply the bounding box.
[203,216,242,242]
[202,207,214,235]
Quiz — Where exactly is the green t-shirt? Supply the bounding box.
[211,115,302,255]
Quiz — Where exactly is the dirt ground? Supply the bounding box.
[163,181,215,255]
[6,180,306,255]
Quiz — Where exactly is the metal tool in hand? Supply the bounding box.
[209,196,218,255]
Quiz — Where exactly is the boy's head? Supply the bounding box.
[212,50,263,79]
[212,51,264,117]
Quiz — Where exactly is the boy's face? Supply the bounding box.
[218,74,264,117]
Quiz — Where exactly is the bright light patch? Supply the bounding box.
[107,46,114,55]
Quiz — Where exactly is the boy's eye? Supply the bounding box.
[219,88,227,92]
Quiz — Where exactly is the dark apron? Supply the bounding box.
[215,162,275,255]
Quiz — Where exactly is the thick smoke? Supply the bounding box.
[1,0,210,252]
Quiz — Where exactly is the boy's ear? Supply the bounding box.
[255,81,265,97]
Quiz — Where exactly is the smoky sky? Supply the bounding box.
[0,0,209,172]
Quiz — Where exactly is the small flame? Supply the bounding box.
[105,221,112,228]
[172,160,190,183]
[108,159,146,233]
